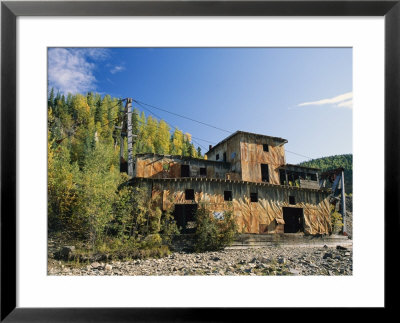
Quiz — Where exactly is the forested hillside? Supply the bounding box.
[47,90,200,251]
[299,154,352,194]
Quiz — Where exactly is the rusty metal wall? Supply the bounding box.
[136,178,332,235]
[299,179,320,189]
[206,132,286,184]
[134,155,230,179]
[206,135,242,177]
[239,135,286,185]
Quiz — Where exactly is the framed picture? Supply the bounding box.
[1,0,398,321]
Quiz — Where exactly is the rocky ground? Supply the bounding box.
[344,195,353,239]
[48,245,352,276]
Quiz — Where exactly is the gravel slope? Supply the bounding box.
[48,245,352,276]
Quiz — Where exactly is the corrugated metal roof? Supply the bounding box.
[206,130,288,155]
[279,164,321,171]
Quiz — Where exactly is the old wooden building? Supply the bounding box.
[133,131,332,235]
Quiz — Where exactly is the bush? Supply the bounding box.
[88,236,170,260]
[143,234,162,248]
[331,210,343,234]
[160,208,180,246]
[194,204,238,252]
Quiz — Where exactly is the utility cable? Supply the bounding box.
[133,99,234,134]
[285,149,314,161]
[53,98,126,144]
[134,101,209,152]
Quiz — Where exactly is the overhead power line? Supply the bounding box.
[134,101,209,152]
[133,99,234,134]
[53,96,316,160]
[285,149,314,160]
[53,98,128,145]
[133,99,315,159]
[135,118,216,145]
[135,100,315,158]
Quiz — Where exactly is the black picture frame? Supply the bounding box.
[1,0,398,321]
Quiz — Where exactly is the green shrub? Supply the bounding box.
[160,208,180,246]
[194,204,238,252]
[331,210,343,233]
[143,233,162,248]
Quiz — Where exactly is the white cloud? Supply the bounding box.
[110,65,125,74]
[337,99,353,108]
[298,92,353,109]
[48,48,109,94]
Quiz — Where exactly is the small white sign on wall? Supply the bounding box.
[213,212,224,220]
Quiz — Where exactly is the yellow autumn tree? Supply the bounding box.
[171,128,184,155]
[156,120,171,154]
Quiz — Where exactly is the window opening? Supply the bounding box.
[224,191,232,201]
[261,164,269,182]
[185,189,195,200]
[181,165,190,177]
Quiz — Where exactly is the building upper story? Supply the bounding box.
[205,131,288,185]
[133,130,321,189]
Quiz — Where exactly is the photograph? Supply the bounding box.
[47,47,353,277]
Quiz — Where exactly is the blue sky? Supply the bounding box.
[48,47,352,164]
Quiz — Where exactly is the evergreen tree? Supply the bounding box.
[47,90,195,248]
[48,88,55,110]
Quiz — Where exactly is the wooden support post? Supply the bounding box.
[340,170,347,234]
[126,98,134,177]
[119,101,126,173]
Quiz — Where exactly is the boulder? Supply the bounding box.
[289,268,301,275]
[91,262,101,269]
[260,257,272,264]
[277,257,286,264]
[54,246,76,261]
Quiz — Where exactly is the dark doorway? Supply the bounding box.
[261,164,269,182]
[279,169,287,185]
[181,165,190,177]
[173,204,198,233]
[283,207,304,233]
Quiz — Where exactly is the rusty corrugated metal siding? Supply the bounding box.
[206,132,286,184]
[135,154,230,179]
[299,179,320,190]
[240,139,285,185]
[133,130,332,236]
[206,134,242,177]
[136,178,332,235]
